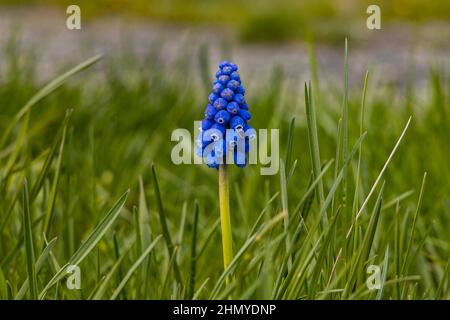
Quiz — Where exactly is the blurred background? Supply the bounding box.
[0,0,449,88]
[0,1,448,299]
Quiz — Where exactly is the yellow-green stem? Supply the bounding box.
[218,164,233,280]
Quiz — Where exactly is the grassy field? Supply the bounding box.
[0,33,448,299]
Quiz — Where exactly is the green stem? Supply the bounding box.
[218,164,233,280]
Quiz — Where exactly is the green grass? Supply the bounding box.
[0,35,448,300]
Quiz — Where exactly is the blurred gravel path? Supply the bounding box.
[1,6,449,92]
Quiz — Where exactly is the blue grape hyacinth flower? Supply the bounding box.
[198,61,254,168]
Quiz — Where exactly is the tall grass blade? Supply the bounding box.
[42,110,70,237]
[188,201,199,300]
[401,172,427,275]
[285,117,295,176]
[151,164,182,284]
[22,180,37,299]
[304,82,326,221]
[92,244,131,300]
[341,38,349,210]
[347,117,412,238]
[110,235,162,300]
[352,70,369,214]
[376,245,390,300]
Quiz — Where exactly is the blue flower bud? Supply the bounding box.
[202,118,214,130]
[229,63,238,71]
[230,71,240,81]
[239,109,251,121]
[236,85,245,95]
[221,65,233,75]
[227,80,240,90]
[220,88,234,101]
[210,123,226,141]
[226,101,240,115]
[212,83,224,94]
[218,75,230,85]
[219,60,230,68]
[205,104,218,119]
[241,102,249,110]
[234,93,245,105]
[214,110,230,125]
[230,116,245,131]
[209,93,219,103]
[213,97,227,110]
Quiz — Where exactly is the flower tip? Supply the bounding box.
[214,110,231,125]
[230,115,245,130]
[219,60,230,68]
[213,97,227,110]
[205,104,218,119]
[226,101,240,115]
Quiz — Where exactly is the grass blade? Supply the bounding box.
[341,38,349,210]
[22,180,37,299]
[110,235,162,300]
[138,176,152,250]
[376,245,390,300]
[188,201,199,300]
[401,172,427,275]
[305,82,326,221]
[284,117,295,176]
[15,237,58,300]
[343,183,385,297]
[92,246,130,300]
[0,264,8,299]
[347,116,412,238]
[352,70,369,214]
[279,160,291,267]
[42,110,71,237]
[151,164,182,284]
